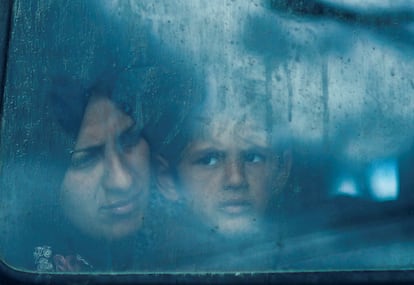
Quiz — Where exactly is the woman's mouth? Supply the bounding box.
[100,194,141,216]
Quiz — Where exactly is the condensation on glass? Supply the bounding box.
[1,0,414,274]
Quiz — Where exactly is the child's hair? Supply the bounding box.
[156,69,292,169]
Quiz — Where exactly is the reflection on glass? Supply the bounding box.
[367,159,399,201]
[334,175,359,197]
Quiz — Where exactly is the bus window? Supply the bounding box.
[1,0,414,283]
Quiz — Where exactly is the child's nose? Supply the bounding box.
[224,160,248,190]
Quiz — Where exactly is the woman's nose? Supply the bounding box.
[102,148,132,192]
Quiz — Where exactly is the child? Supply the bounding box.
[153,67,292,270]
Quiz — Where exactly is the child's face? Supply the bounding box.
[174,114,288,236]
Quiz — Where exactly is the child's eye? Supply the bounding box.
[244,152,266,164]
[195,153,221,166]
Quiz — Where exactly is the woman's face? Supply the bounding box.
[60,95,151,241]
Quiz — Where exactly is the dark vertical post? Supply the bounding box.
[0,0,14,120]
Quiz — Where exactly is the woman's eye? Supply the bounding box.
[119,129,142,151]
[70,146,103,169]
[245,152,266,164]
[70,151,100,169]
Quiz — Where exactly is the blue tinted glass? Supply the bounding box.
[1,0,414,274]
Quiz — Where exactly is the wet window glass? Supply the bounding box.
[1,0,414,276]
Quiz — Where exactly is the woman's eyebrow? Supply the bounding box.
[71,123,140,154]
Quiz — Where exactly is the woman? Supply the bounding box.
[31,66,158,272]
[27,57,202,272]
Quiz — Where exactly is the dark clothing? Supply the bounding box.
[143,204,282,272]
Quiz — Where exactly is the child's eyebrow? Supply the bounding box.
[191,147,225,155]
[243,146,269,154]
